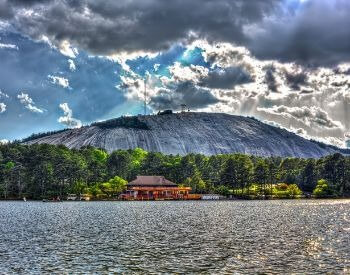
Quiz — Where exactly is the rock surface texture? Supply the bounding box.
[25,112,349,158]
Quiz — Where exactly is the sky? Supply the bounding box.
[0,0,349,148]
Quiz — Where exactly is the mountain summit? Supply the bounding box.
[24,112,348,158]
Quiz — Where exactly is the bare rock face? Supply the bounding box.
[24,112,349,158]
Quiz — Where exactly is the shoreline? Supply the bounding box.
[1,197,350,202]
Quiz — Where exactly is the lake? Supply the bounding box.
[0,200,349,274]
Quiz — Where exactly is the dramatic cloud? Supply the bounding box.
[0,102,6,113]
[17,92,44,113]
[249,0,350,66]
[58,103,82,128]
[257,105,343,129]
[150,82,220,111]
[0,0,281,55]
[264,65,279,92]
[1,0,349,66]
[168,62,252,90]
[286,74,307,91]
[48,75,70,89]
[198,67,252,89]
[59,41,78,58]
[169,62,209,84]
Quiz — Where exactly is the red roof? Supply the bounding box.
[127,176,177,187]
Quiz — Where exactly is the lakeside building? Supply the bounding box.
[121,176,192,200]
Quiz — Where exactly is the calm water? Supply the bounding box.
[0,200,349,274]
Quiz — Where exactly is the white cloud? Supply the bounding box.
[58,103,82,128]
[48,75,70,89]
[17,92,44,113]
[154,63,160,71]
[257,105,343,129]
[17,92,33,105]
[59,40,78,58]
[168,62,208,83]
[40,35,56,49]
[26,104,45,113]
[0,90,9,98]
[0,102,6,113]
[0,43,18,50]
[68,59,76,71]
[108,50,158,75]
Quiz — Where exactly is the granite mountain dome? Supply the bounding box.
[24,112,349,158]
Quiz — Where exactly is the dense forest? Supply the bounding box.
[0,143,349,200]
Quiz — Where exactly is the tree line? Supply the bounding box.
[0,143,349,199]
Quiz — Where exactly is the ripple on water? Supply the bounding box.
[0,200,350,273]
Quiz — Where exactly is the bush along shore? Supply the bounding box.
[0,143,349,200]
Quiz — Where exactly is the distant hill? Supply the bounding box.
[23,112,350,158]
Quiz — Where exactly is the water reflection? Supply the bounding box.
[0,200,349,273]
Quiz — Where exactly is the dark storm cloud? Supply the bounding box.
[250,0,350,66]
[2,0,350,65]
[0,0,281,55]
[0,0,54,18]
[264,65,279,93]
[284,71,308,91]
[0,0,13,19]
[150,82,220,111]
[10,0,54,6]
[199,67,252,89]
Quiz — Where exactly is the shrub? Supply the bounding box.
[287,184,302,198]
[313,179,335,198]
[216,185,231,196]
[273,183,302,198]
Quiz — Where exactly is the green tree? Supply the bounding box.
[72,181,88,196]
[220,157,238,189]
[80,147,107,185]
[140,152,165,176]
[279,158,301,184]
[220,154,253,195]
[184,169,206,193]
[313,179,335,198]
[87,184,103,198]
[206,155,228,186]
[300,159,317,192]
[101,176,127,197]
[319,153,347,196]
[107,150,132,179]
[266,157,280,196]
[216,185,231,196]
[2,161,15,199]
[254,159,269,196]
